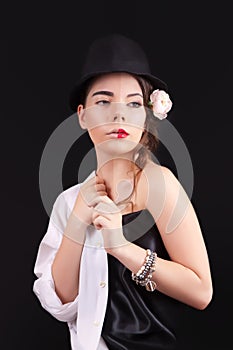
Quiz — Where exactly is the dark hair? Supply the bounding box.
[132,75,159,169]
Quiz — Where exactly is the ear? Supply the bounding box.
[77,104,87,129]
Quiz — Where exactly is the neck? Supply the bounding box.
[96,156,136,204]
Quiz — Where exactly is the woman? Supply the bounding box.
[33,34,213,350]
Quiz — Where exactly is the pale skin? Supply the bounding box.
[52,73,213,309]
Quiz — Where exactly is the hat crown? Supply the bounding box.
[81,33,151,79]
[69,33,168,111]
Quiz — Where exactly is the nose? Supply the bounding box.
[111,103,127,122]
[113,113,125,122]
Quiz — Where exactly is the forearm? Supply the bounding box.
[52,212,87,304]
[108,243,212,310]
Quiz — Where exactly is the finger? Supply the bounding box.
[88,194,114,208]
[80,183,107,206]
[80,177,96,195]
[95,174,105,185]
[83,176,96,187]
[90,198,121,217]
[93,215,110,230]
[92,209,112,222]
[81,174,104,192]
[92,214,102,230]
[95,184,107,193]
[96,202,120,216]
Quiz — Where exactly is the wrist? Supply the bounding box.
[63,211,88,245]
[102,228,130,254]
[105,241,134,257]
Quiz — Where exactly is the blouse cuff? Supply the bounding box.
[33,266,79,323]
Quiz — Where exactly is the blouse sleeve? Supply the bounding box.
[33,190,79,323]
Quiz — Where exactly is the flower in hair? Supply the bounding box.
[149,89,173,120]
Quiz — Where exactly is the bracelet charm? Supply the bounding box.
[131,249,157,292]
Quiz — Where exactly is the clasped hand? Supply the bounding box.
[72,174,129,250]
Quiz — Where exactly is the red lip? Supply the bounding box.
[107,128,129,139]
[117,128,129,138]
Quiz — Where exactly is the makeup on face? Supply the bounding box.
[82,101,146,130]
[106,128,130,139]
[82,73,147,130]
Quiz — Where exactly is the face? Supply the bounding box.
[77,73,146,156]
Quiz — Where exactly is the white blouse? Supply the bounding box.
[33,172,109,349]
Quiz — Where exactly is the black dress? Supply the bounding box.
[101,209,184,350]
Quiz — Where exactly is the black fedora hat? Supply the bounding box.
[69,33,168,112]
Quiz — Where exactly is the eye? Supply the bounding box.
[96,100,110,105]
[128,102,142,108]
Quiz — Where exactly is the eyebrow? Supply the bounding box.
[91,91,143,98]
[127,93,143,98]
[92,91,113,97]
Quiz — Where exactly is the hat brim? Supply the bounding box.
[69,71,168,112]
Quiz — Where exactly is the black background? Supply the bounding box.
[2,1,233,349]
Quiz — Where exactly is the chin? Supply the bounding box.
[97,139,139,157]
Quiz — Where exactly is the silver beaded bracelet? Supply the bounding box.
[131,249,157,292]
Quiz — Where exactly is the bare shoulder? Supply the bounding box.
[143,160,179,190]
[143,161,189,225]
